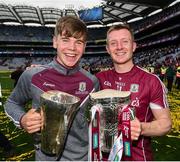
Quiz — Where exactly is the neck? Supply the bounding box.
[114,62,134,73]
[55,57,78,69]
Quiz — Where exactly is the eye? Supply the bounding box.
[76,40,84,45]
[109,41,117,46]
[61,38,69,42]
[122,39,130,44]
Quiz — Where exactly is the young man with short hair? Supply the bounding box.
[4,16,99,161]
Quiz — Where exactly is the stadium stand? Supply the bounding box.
[0,1,179,72]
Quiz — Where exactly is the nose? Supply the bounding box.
[117,41,123,49]
[68,42,76,50]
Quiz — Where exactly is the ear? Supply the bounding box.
[133,42,137,52]
[53,36,57,49]
[106,44,111,56]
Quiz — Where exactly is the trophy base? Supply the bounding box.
[41,149,56,157]
[101,151,110,160]
[101,145,111,153]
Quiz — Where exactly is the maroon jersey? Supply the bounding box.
[5,58,99,161]
[96,65,168,161]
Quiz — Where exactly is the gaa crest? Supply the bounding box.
[79,82,86,92]
[130,84,139,93]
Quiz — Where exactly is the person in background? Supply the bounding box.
[10,66,24,87]
[160,64,167,81]
[96,24,172,161]
[154,64,161,78]
[4,16,99,161]
[165,64,176,92]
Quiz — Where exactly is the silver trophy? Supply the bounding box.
[89,89,131,156]
[40,90,80,156]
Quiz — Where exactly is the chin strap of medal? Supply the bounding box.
[88,104,102,161]
[108,104,134,161]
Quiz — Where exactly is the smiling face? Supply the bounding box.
[53,16,87,68]
[106,28,136,69]
[53,33,86,68]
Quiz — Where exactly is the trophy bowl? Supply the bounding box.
[89,89,131,160]
[40,90,80,156]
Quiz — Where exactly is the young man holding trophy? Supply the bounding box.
[4,16,99,161]
[95,24,172,161]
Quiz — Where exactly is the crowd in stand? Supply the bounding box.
[132,2,180,34]
[134,44,180,67]
[0,57,53,70]
[0,44,179,75]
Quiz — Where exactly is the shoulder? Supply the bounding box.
[136,66,165,90]
[79,68,98,82]
[136,66,159,80]
[96,69,113,78]
[21,65,49,79]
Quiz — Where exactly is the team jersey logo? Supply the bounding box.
[104,81,111,87]
[130,84,139,93]
[43,82,55,87]
[131,97,140,107]
[79,82,86,92]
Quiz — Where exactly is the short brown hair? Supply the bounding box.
[107,24,134,41]
[54,16,87,42]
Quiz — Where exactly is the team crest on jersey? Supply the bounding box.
[79,82,86,92]
[130,84,139,93]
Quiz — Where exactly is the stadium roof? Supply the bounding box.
[0,0,179,27]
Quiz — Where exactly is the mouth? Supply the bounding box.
[64,53,78,63]
[65,53,76,57]
[116,51,126,56]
